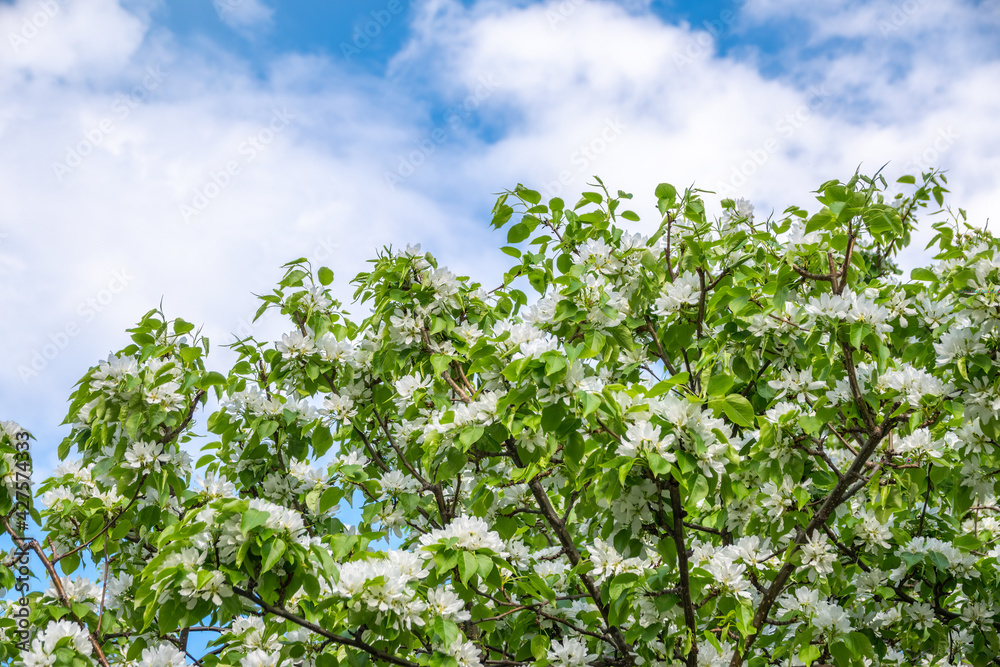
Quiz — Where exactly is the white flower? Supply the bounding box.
[799,532,835,579]
[764,401,800,424]
[198,472,237,498]
[878,364,945,407]
[934,327,987,365]
[518,337,559,359]
[767,367,825,401]
[90,353,138,389]
[724,198,754,224]
[323,393,357,421]
[22,620,93,667]
[138,642,187,667]
[779,587,819,616]
[419,516,505,554]
[705,557,752,598]
[379,470,421,495]
[289,460,327,493]
[316,334,355,363]
[145,381,183,409]
[426,586,471,622]
[276,330,316,358]
[617,421,676,461]
[123,441,170,471]
[454,323,483,345]
[588,539,624,583]
[802,292,849,320]
[241,649,282,667]
[178,570,233,608]
[547,638,595,667]
[395,373,433,402]
[653,272,700,316]
[906,601,935,630]
[896,428,944,459]
[784,218,822,254]
[853,568,887,596]
[429,267,461,298]
[247,498,308,543]
[853,508,893,552]
[961,600,995,626]
[813,600,852,635]
[446,638,482,667]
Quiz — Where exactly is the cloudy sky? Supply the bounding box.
[2,0,999,477]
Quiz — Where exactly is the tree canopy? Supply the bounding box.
[3,170,999,667]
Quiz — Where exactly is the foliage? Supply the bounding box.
[3,170,1000,667]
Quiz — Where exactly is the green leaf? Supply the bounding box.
[706,374,734,396]
[655,183,677,203]
[199,371,227,388]
[722,394,755,427]
[564,432,585,471]
[580,391,601,417]
[460,551,478,585]
[318,267,334,286]
[60,551,80,575]
[110,521,131,541]
[530,634,550,661]
[436,448,468,482]
[312,426,334,457]
[647,452,672,477]
[319,487,343,513]
[262,538,287,572]
[501,246,522,258]
[241,508,269,534]
[517,187,542,205]
[434,617,460,646]
[507,223,531,244]
[798,644,821,666]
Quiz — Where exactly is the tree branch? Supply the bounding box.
[232,586,419,667]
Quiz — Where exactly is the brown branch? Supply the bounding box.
[504,442,634,664]
[696,268,707,339]
[54,474,148,563]
[729,412,897,666]
[1,519,111,667]
[644,315,678,376]
[232,586,419,667]
[668,479,698,667]
[159,389,207,445]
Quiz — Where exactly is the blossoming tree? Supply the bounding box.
[3,171,999,667]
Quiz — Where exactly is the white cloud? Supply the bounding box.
[212,0,273,32]
[0,0,147,78]
[391,0,999,244]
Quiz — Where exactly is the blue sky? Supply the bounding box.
[1,0,999,609]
